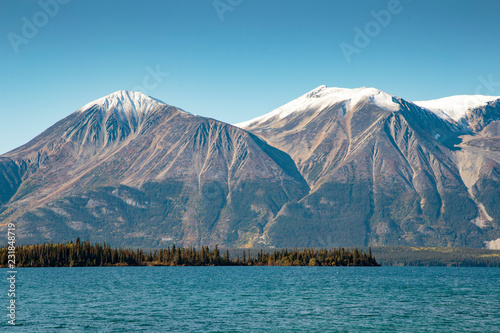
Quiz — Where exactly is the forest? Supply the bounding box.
[370,246,500,267]
[0,239,379,267]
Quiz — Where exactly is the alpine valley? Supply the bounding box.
[1,87,500,249]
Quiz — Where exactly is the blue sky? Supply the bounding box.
[1,0,500,154]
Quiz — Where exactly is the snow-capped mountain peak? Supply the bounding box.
[78,90,167,116]
[413,95,500,122]
[236,85,400,128]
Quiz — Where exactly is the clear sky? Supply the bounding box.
[1,0,500,154]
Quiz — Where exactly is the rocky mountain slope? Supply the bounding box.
[0,91,308,248]
[238,86,500,248]
[2,87,499,249]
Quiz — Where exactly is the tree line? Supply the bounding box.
[0,238,379,267]
[370,246,500,267]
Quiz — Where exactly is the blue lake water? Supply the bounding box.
[1,266,499,332]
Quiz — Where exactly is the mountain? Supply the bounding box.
[414,95,500,132]
[2,88,499,249]
[0,91,308,248]
[237,86,500,248]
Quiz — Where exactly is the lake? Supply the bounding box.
[2,267,499,332]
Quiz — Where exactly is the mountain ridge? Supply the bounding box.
[236,85,500,133]
[0,91,309,248]
[237,86,500,249]
[1,88,499,249]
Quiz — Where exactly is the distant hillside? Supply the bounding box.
[369,246,500,267]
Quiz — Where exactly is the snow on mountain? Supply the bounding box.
[236,85,400,128]
[485,238,500,250]
[0,90,310,249]
[413,95,500,122]
[78,90,167,117]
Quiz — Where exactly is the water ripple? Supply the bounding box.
[1,266,499,332]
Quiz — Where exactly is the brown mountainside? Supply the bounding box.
[1,87,499,249]
[238,86,500,248]
[0,91,308,248]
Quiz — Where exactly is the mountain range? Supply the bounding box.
[1,87,499,249]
